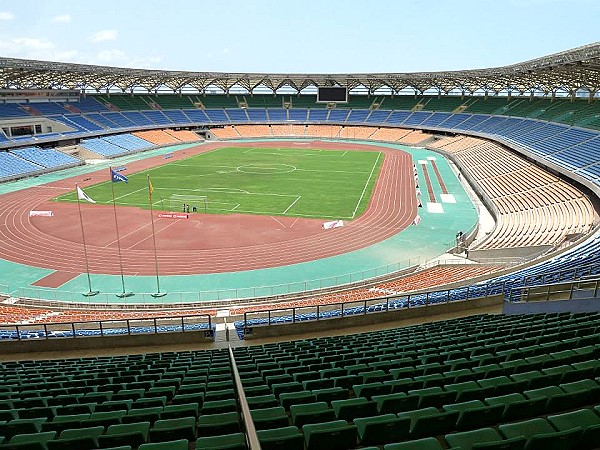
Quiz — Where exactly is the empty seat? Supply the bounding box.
[331,397,378,421]
[195,432,247,450]
[354,413,410,445]
[138,439,188,450]
[290,402,335,428]
[302,419,358,450]
[383,436,444,450]
[445,427,526,450]
[197,411,240,436]
[499,417,582,450]
[256,425,303,450]
[548,409,600,450]
[149,416,196,442]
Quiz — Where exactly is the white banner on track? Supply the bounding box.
[29,211,54,217]
[322,220,344,229]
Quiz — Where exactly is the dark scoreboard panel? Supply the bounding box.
[317,86,348,103]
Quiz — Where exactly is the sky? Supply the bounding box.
[0,0,598,74]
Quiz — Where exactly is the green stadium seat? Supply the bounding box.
[290,402,335,428]
[271,382,303,398]
[408,387,456,408]
[196,432,247,450]
[0,410,18,422]
[499,417,582,450]
[477,376,528,396]
[372,392,420,414]
[122,406,163,424]
[55,403,95,416]
[243,385,271,397]
[59,425,104,446]
[523,385,587,412]
[302,419,357,450]
[98,421,150,448]
[331,397,378,421]
[353,382,392,399]
[138,440,188,450]
[47,436,98,450]
[279,391,316,410]
[256,426,304,450]
[312,387,348,404]
[484,393,547,421]
[442,400,504,430]
[112,389,144,402]
[80,410,126,428]
[332,375,363,390]
[445,427,527,450]
[383,436,444,450]
[250,406,288,430]
[149,416,196,442]
[96,400,133,412]
[354,413,410,445]
[197,411,240,436]
[201,399,237,415]
[246,394,278,410]
[6,431,56,450]
[161,403,198,420]
[548,409,600,450]
[0,419,46,440]
[16,407,55,421]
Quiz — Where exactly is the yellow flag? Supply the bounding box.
[148,178,154,200]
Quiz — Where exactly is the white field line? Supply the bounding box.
[229,204,241,211]
[155,187,297,198]
[114,187,145,201]
[295,168,370,175]
[282,196,302,214]
[351,152,381,219]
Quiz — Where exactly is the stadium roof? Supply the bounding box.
[0,42,599,96]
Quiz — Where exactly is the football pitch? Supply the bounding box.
[57,146,384,220]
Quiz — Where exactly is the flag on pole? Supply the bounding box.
[77,186,96,203]
[148,178,154,200]
[111,169,128,183]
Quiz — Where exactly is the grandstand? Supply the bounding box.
[1,43,600,449]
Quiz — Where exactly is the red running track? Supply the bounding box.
[0,141,417,276]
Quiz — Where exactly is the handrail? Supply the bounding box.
[0,313,213,341]
[243,279,508,329]
[228,346,261,450]
[509,276,600,302]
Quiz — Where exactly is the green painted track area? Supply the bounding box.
[55,146,383,220]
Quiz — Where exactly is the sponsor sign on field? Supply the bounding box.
[158,213,189,219]
[29,211,54,217]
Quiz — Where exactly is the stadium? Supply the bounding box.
[1,27,600,450]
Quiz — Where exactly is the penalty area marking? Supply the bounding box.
[282,196,302,214]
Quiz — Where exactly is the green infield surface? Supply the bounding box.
[56,146,384,220]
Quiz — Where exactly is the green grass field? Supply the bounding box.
[56,146,383,219]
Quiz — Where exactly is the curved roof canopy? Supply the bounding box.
[0,42,599,96]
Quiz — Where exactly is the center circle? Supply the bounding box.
[236,163,296,174]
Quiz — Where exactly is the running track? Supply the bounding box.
[0,141,417,276]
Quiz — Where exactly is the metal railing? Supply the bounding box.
[242,280,508,330]
[509,277,600,303]
[0,313,213,341]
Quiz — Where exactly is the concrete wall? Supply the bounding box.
[244,295,503,340]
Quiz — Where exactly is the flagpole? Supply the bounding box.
[110,168,133,298]
[148,175,166,298]
[76,184,99,297]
